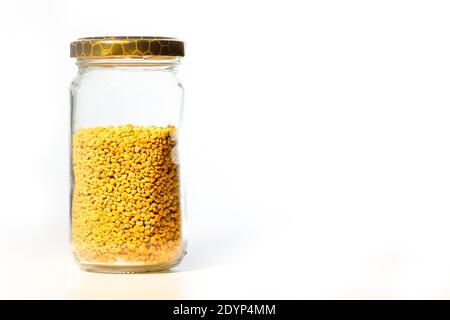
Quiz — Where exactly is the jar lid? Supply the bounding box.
[70,36,184,59]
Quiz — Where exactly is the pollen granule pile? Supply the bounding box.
[71,124,182,265]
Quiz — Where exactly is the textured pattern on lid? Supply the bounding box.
[70,36,184,59]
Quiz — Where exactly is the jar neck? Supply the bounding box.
[76,57,181,71]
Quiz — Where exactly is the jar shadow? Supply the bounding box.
[70,270,186,299]
[67,226,255,298]
[174,227,255,272]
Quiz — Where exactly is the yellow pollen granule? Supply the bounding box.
[71,124,183,266]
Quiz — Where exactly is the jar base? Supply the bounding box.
[76,252,186,274]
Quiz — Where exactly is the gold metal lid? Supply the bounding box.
[70,36,184,59]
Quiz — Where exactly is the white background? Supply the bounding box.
[1,0,450,299]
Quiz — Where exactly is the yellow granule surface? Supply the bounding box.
[71,125,182,265]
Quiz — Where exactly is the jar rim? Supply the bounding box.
[70,36,184,59]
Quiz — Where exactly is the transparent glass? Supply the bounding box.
[70,57,186,273]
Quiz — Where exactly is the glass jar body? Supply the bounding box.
[70,59,186,273]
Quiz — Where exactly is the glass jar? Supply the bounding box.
[69,37,186,273]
